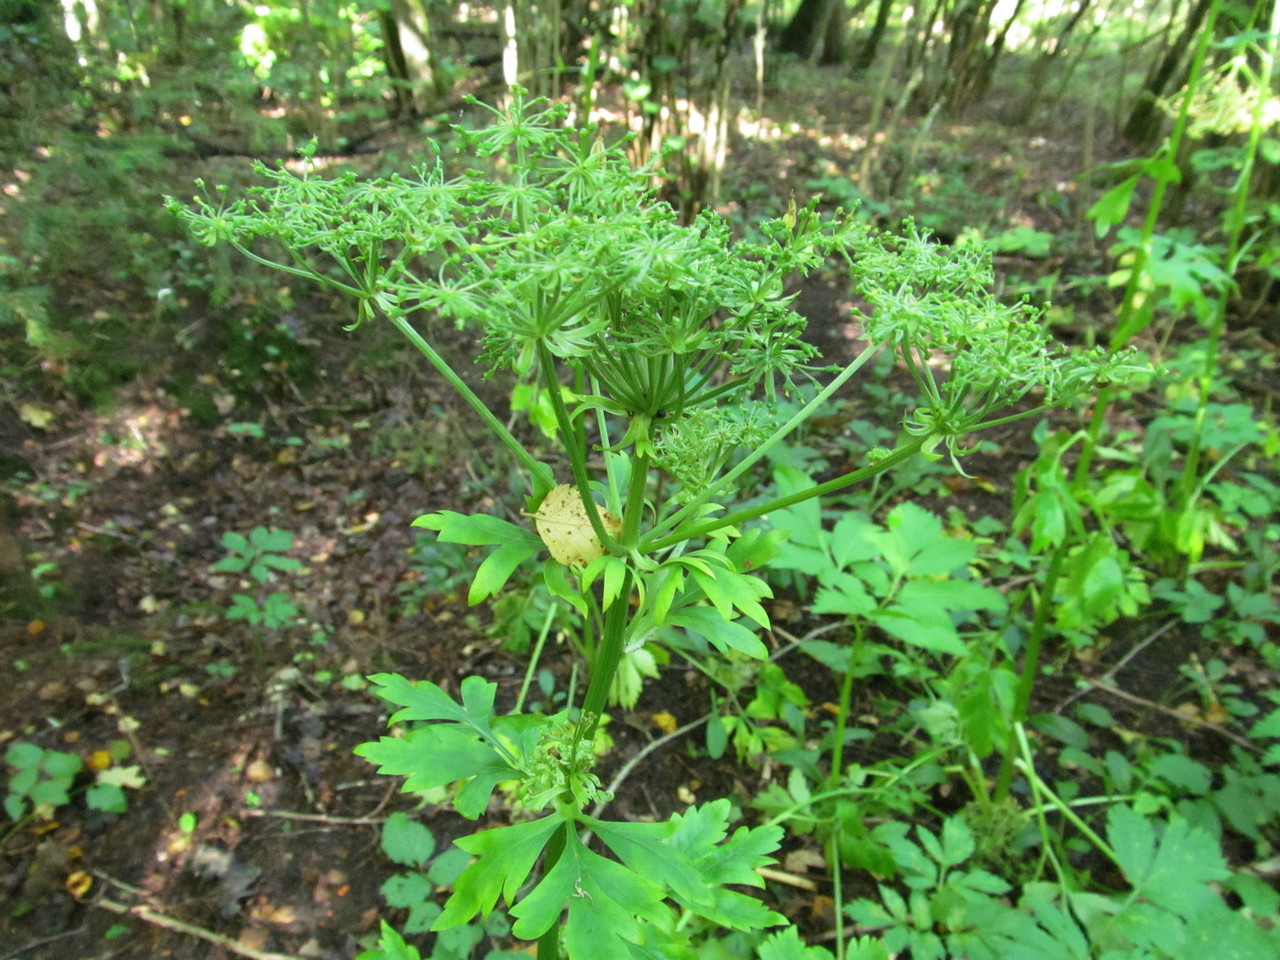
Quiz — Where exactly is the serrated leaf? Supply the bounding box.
[812,572,875,618]
[435,816,562,928]
[938,816,974,866]
[355,921,423,960]
[354,727,514,818]
[868,604,967,656]
[1148,753,1211,795]
[40,751,82,779]
[587,816,712,912]
[220,531,250,554]
[412,512,544,603]
[30,779,72,807]
[426,846,472,888]
[668,606,767,659]
[509,835,669,956]
[366,674,497,735]
[381,811,436,868]
[759,927,834,960]
[1107,806,1227,914]
[1089,175,1139,237]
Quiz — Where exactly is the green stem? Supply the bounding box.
[387,313,550,492]
[646,343,883,545]
[644,437,927,552]
[536,822,571,960]
[1014,724,1117,866]
[538,343,621,553]
[994,546,1064,802]
[514,602,559,715]
[576,569,635,742]
[828,624,864,793]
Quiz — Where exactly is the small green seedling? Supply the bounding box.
[212,526,305,631]
[5,743,82,820]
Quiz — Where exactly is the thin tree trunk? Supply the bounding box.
[1123,0,1214,144]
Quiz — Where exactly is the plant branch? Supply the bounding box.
[387,313,550,493]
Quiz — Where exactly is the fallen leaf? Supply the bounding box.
[98,765,147,789]
[533,484,622,567]
[65,871,93,899]
[245,760,275,783]
[651,711,678,734]
[19,402,55,429]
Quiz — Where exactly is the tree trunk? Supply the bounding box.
[856,0,896,70]
[778,0,838,60]
[1122,0,1214,144]
[820,0,848,64]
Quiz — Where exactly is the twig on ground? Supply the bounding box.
[241,808,386,825]
[1058,618,1180,712]
[94,896,308,960]
[1087,679,1260,753]
[11,926,88,956]
[756,865,819,891]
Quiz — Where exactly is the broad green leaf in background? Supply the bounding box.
[382,811,436,869]
[1088,174,1140,237]
[1107,805,1228,914]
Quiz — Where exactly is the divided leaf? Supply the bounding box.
[412,511,544,603]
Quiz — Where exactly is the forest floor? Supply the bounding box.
[1,68,1275,960]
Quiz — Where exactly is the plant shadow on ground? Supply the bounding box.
[2,83,1277,960]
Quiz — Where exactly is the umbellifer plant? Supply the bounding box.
[168,90,1142,960]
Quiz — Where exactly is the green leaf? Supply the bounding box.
[759,927,834,960]
[811,572,876,618]
[669,606,768,659]
[868,603,967,656]
[544,560,589,616]
[1088,175,1139,237]
[1148,753,1211,795]
[5,742,44,769]
[86,782,127,813]
[706,710,728,759]
[355,920,424,960]
[436,816,562,928]
[30,778,72,807]
[220,531,250,555]
[381,811,436,868]
[261,554,304,573]
[426,847,473,887]
[381,873,440,932]
[251,527,295,552]
[1107,806,1228,914]
[40,750,82,779]
[354,727,514,818]
[938,816,975,867]
[509,835,670,957]
[366,674,498,737]
[412,511,544,604]
[587,816,713,912]
[688,564,771,630]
